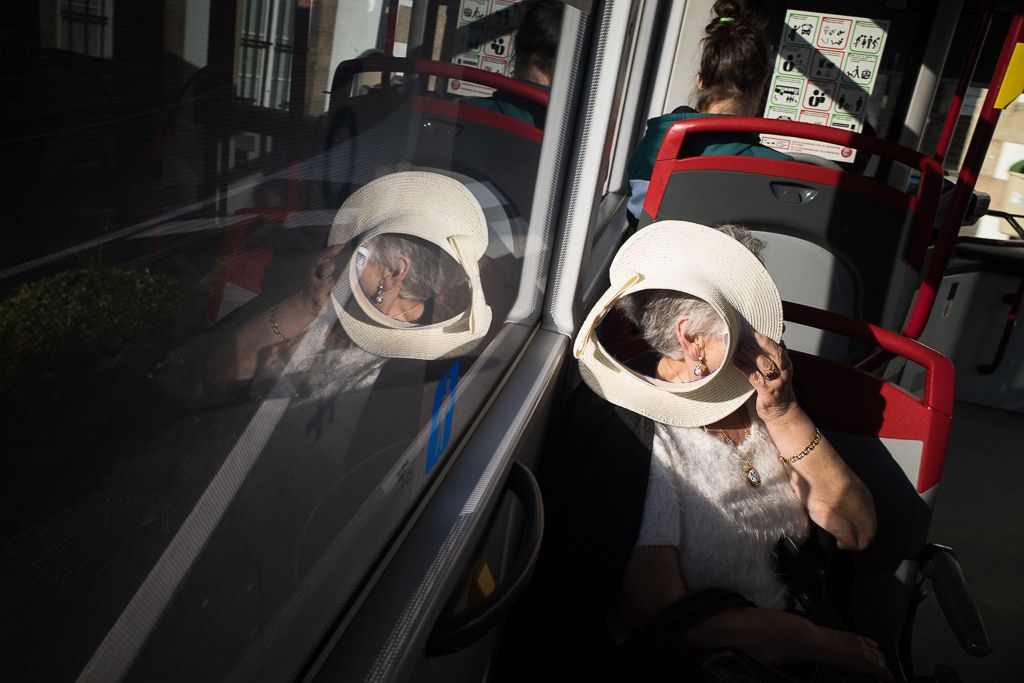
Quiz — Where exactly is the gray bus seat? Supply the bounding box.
[639,118,943,358]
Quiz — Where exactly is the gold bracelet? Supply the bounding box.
[778,428,822,465]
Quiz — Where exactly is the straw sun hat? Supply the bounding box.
[573,221,783,427]
[328,171,492,360]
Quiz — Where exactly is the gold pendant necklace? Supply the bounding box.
[741,461,763,488]
[703,426,762,488]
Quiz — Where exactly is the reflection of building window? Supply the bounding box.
[237,0,295,109]
[59,0,113,59]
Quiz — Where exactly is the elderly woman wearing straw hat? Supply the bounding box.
[516,221,890,681]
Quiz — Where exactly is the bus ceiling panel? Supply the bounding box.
[543,0,639,338]
[308,328,568,683]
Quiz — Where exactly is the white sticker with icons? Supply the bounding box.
[762,10,889,161]
[770,76,804,106]
[835,85,868,116]
[844,53,878,86]
[817,17,852,50]
[449,0,524,97]
[829,114,859,131]
[809,50,843,81]
[798,110,829,126]
[778,46,811,76]
[460,0,489,22]
[481,56,506,73]
[484,34,512,58]
[802,81,836,111]
[766,105,798,122]
[783,14,819,45]
[850,21,886,54]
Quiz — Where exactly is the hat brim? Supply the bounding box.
[328,171,488,261]
[574,221,783,427]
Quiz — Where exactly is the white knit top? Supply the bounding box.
[636,407,810,609]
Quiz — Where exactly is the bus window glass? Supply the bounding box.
[950,93,1024,240]
[0,0,571,680]
[919,8,1024,241]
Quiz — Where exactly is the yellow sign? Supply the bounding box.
[996,43,1024,109]
[470,561,496,604]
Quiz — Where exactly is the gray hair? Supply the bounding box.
[368,234,461,302]
[613,224,765,360]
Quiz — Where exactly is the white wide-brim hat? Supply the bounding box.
[573,221,783,427]
[328,171,492,360]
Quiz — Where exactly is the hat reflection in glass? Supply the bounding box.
[574,221,784,428]
[329,171,492,360]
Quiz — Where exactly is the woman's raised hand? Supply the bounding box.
[733,332,798,423]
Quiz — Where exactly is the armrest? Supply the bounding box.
[921,544,993,657]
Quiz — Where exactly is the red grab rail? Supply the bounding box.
[330,57,550,107]
[655,117,942,174]
[784,301,954,494]
[646,117,945,266]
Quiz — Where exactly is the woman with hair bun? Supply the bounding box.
[627,0,791,222]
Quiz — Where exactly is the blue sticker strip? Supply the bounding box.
[426,361,461,473]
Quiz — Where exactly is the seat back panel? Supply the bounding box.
[640,119,943,339]
[645,165,919,333]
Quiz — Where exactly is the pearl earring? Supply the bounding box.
[374,281,385,304]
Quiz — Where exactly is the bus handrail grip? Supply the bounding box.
[657,117,941,179]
